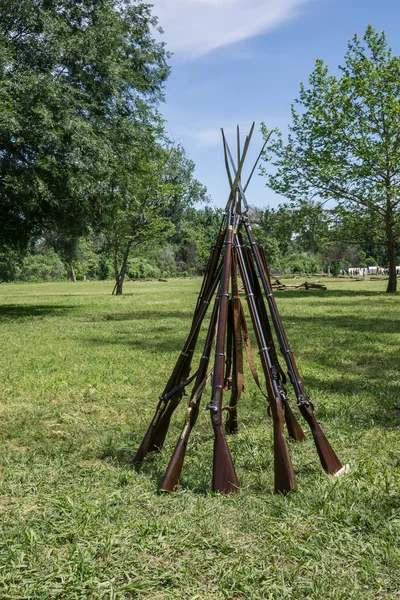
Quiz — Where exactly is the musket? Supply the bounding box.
[133,260,223,463]
[235,237,296,493]
[206,198,239,494]
[225,247,243,435]
[254,242,343,473]
[224,299,234,391]
[242,243,305,442]
[159,299,219,492]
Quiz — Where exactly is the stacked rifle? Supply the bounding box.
[133,124,348,494]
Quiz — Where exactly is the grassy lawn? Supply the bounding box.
[0,277,399,599]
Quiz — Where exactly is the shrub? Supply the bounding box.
[19,249,66,281]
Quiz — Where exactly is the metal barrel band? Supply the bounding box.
[258,346,270,355]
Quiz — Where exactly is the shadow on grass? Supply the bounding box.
[282,313,400,334]
[305,375,400,428]
[0,303,76,321]
[83,310,400,359]
[89,310,194,322]
[84,329,187,354]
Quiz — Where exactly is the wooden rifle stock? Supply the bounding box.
[158,435,187,492]
[149,395,185,453]
[159,370,211,492]
[282,397,305,442]
[297,400,342,474]
[212,398,239,493]
[271,397,297,493]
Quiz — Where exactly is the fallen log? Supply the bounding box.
[273,280,327,291]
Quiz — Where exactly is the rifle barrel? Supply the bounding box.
[235,236,296,493]
[242,243,305,442]
[209,203,239,494]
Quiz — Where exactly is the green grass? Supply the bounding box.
[0,277,399,599]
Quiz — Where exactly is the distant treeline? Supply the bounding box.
[1,201,395,284]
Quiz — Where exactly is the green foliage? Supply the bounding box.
[173,206,223,273]
[262,25,400,291]
[248,200,330,268]
[161,145,210,232]
[365,256,378,267]
[321,242,367,272]
[19,247,66,281]
[0,279,399,598]
[127,257,161,280]
[0,246,23,282]
[107,147,213,293]
[280,252,320,274]
[0,0,170,247]
[149,245,178,278]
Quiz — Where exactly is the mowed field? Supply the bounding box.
[0,278,399,600]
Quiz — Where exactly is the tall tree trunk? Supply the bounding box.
[113,230,119,281]
[385,196,397,293]
[65,238,78,283]
[69,261,77,283]
[386,238,397,293]
[115,243,132,295]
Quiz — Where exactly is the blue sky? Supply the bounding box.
[150,0,400,209]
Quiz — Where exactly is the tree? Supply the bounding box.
[248,200,329,262]
[43,232,80,282]
[173,206,222,274]
[105,142,174,295]
[0,0,169,248]
[161,145,210,235]
[106,143,208,294]
[261,26,400,292]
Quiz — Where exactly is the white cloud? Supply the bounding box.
[151,0,314,59]
[169,117,288,148]
[195,128,222,146]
